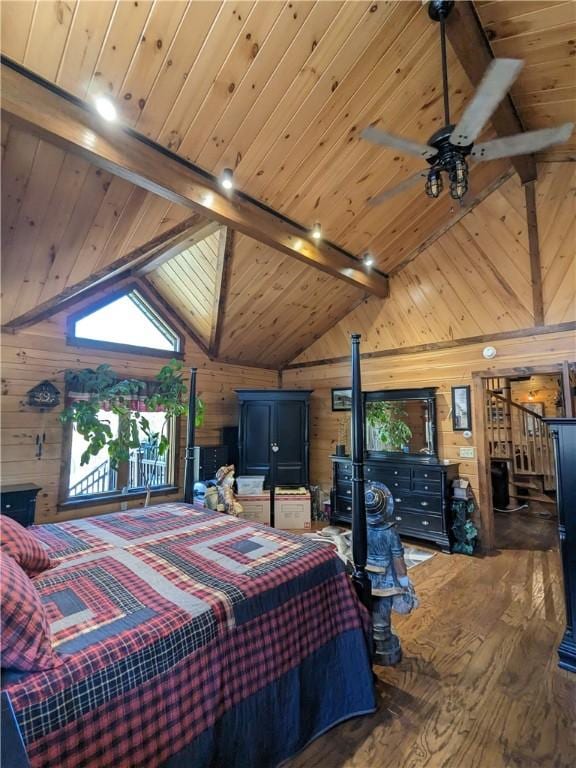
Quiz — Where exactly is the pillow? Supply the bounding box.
[0,552,62,671]
[0,515,53,577]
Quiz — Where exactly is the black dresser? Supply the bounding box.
[198,446,229,481]
[545,418,576,673]
[331,456,459,552]
[0,483,41,527]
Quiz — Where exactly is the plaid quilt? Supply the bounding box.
[2,503,375,768]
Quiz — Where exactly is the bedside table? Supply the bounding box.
[0,484,41,527]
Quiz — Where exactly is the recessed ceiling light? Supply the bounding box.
[94,96,117,122]
[311,222,322,241]
[363,253,374,267]
[220,168,234,190]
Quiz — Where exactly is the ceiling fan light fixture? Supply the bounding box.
[448,154,468,200]
[425,168,443,198]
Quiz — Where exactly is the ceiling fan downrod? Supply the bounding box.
[428,0,455,127]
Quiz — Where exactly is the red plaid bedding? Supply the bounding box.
[1,503,375,768]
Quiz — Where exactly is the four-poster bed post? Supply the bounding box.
[184,367,197,504]
[350,334,372,611]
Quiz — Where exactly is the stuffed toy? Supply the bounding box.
[215,465,243,517]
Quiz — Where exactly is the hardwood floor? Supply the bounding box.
[285,515,575,768]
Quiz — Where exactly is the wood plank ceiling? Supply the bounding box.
[0,124,193,326]
[147,229,224,349]
[476,0,576,161]
[0,0,541,274]
[1,1,574,367]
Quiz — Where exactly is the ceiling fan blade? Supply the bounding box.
[450,59,524,147]
[471,123,574,161]
[361,126,438,160]
[369,170,429,206]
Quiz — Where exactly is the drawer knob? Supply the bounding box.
[393,482,399,487]
[346,490,351,495]
[424,485,429,490]
[346,506,351,512]
[394,498,402,503]
[367,468,371,473]
[5,504,11,509]
[424,473,428,478]
[422,520,430,526]
[393,470,398,476]
[421,501,429,507]
[395,516,402,522]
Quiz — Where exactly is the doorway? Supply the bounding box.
[472,362,575,551]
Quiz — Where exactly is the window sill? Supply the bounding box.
[58,485,180,511]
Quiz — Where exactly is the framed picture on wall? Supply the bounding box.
[331,388,352,411]
[452,385,471,431]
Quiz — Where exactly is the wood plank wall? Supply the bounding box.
[282,163,576,536]
[1,301,275,524]
[282,330,576,533]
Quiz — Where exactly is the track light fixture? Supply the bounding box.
[220,168,234,190]
[363,253,374,267]
[311,222,322,241]
[94,96,117,122]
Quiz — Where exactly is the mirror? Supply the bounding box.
[364,388,437,457]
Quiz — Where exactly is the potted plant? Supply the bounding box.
[61,360,204,505]
[366,401,412,452]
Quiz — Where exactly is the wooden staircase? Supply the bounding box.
[485,384,556,507]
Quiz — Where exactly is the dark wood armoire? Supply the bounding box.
[545,417,576,673]
[236,389,312,525]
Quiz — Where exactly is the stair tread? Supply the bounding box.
[510,492,556,504]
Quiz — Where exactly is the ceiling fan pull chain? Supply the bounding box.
[440,18,450,126]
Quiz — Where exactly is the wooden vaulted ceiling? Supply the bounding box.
[1,1,574,368]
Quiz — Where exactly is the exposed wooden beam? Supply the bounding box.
[445,1,537,185]
[209,228,235,358]
[1,61,388,299]
[3,214,208,330]
[138,221,221,275]
[524,180,545,326]
[390,168,514,275]
[137,276,210,358]
[283,321,576,370]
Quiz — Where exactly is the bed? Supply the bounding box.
[2,503,375,768]
[3,341,374,768]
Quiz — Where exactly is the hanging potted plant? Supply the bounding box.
[60,360,204,505]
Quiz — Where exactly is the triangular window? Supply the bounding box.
[69,286,182,356]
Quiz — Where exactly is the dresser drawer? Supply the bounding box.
[413,479,440,494]
[365,465,410,481]
[395,509,444,535]
[336,480,353,499]
[336,496,354,517]
[383,477,411,492]
[336,468,352,483]
[406,493,443,515]
[413,467,442,482]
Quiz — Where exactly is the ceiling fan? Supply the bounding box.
[362,0,574,205]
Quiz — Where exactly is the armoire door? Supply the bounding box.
[274,400,308,486]
[239,401,273,484]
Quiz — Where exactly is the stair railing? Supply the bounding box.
[485,390,555,490]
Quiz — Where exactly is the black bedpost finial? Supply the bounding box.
[184,368,198,504]
[350,334,371,610]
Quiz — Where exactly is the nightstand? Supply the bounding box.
[0,484,41,527]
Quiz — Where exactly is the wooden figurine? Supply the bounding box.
[215,465,243,517]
